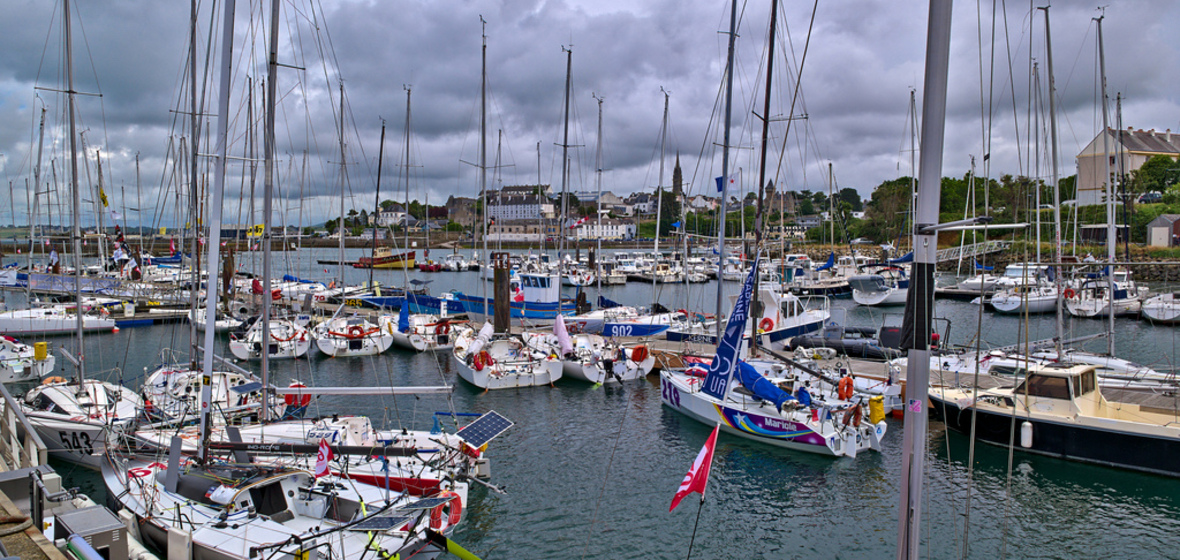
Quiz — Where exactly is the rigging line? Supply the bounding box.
[999,0,1026,176]
[769,0,817,194]
[579,384,639,560]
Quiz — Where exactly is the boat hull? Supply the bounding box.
[930,392,1180,477]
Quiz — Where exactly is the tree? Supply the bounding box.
[380,199,396,211]
[1131,155,1180,193]
[302,226,314,237]
[837,187,863,212]
[325,218,338,235]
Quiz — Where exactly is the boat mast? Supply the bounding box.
[654,88,668,308]
[750,0,779,354]
[337,81,346,291]
[593,93,604,293]
[200,0,236,461]
[369,121,385,290]
[559,46,573,269]
[400,86,412,291]
[63,0,85,389]
[896,0,952,557]
[479,16,489,319]
[1096,13,1115,356]
[29,107,46,292]
[259,0,281,423]
[1033,63,1041,264]
[188,0,202,367]
[1040,5,1065,360]
[715,0,738,342]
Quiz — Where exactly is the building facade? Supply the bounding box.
[1077,127,1180,206]
[575,218,636,240]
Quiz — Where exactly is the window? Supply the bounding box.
[1014,374,1070,399]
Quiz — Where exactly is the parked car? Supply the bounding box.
[1138,191,1163,204]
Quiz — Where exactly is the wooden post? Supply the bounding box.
[492,251,510,333]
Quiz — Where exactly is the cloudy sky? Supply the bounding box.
[1,0,1177,228]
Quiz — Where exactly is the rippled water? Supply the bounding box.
[25,247,1180,559]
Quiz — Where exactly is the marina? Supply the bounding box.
[1,0,1179,558]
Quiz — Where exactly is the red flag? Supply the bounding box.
[669,425,720,512]
[315,438,334,478]
[170,238,176,253]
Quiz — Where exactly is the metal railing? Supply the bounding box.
[0,383,48,470]
[936,240,1011,263]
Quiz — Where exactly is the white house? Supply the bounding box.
[1076,127,1180,206]
[575,218,636,241]
[488,191,556,222]
[373,210,408,227]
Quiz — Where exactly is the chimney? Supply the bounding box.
[1167,129,1172,143]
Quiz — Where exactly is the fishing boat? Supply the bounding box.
[0,335,55,382]
[452,323,562,389]
[353,246,416,269]
[929,363,1180,477]
[455,271,576,325]
[311,315,393,357]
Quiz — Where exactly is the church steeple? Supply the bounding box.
[672,152,683,200]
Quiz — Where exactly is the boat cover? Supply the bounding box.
[735,361,794,411]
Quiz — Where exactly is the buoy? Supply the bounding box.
[1020,420,1033,448]
[112,326,120,333]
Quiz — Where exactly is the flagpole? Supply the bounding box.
[685,496,705,560]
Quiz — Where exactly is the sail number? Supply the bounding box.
[344,298,365,307]
[606,325,633,337]
[59,431,94,454]
[661,377,681,408]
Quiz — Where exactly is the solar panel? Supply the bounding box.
[456,410,513,449]
[401,496,453,511]
[231,381,263,394]
[349,515,414,532]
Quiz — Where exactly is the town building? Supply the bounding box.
[1076,127,1180,206]
[575,218,636,240]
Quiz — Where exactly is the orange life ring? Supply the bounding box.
[759,318,775,332]
[837,376,854,401]
[630,345,649,364]
[42,376,68,385]
[429,490,463,531]
[435,323,450,336]
[284,382,312,407]
[348,325,365,338]
[1063,288,1076,299]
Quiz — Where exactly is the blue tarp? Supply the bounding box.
[735,361,795,411]
[815,252,836,271]
[972,258,992,271]
[598,296,622,309]
[398,300,410,333]
[888,251,914,264]
[282,274,320,284]
[1085,266,1111,279]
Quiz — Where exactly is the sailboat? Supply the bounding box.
[521,315,654,384]
[452,322,563,389]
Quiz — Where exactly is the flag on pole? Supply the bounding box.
[670,425,720,512]
[714,170,741,193]
[170,238,177,254]
[569,216,588,229]
[315,439,334,478]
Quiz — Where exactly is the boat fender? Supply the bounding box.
[759,318,775,332]
[1020,421,1033,448]
[630,345,649,364]
[284,383,312,407]
[429,490,463,531]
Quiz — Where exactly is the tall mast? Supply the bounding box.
[558,46,573,266]
[64,0,85,388]
[1095,13,1115,356]
[30,107,46,285]
[400,86,413,290]
[200,0,236,461]
[337,81,346,291]
[259,0,281,423]
[369,121,386,290]
[715,0,738,342]
[188,0,202,366]
[593,93,604,293]
[1033,63,1041,264]
[749,0,779,353]
[479,16,489,319]
[654,88,668,308]
[1040,5,1065,360]
[896,0,952,557]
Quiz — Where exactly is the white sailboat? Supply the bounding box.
[452,322,562,389]
[1142,292,1180,324]
[228,317,312,359]
[312,314,393,357]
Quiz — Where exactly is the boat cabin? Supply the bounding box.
[1005,364,1104,417]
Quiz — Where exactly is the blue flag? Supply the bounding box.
[398,301,410,333]
[672,221,682,228]
[701,255,759,399]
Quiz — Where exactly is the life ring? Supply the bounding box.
[435,323,450,336]
[284,382,312,407]
[42,376,68,385]
[429,490,463,531]
[1063,288,1076,299]
[759,318,775,332]
[347,325,365,338]
[677,309,688,317]
[630,345,649,364]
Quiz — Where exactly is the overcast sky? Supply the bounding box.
[1,0,1177,228]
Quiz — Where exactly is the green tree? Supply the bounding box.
[837,187,863,212]
[302,226,314,237]
[325,218,338,235]
[1131,155,1180,194]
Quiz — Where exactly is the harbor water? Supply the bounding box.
[19,247,1180,559]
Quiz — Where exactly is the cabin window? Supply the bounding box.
[1076,371,1096,396]
[990,365,1027,378]
[1015,375,1070,399]
[539,277,549,288]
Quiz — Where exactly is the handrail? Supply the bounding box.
[0,382,48,470]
